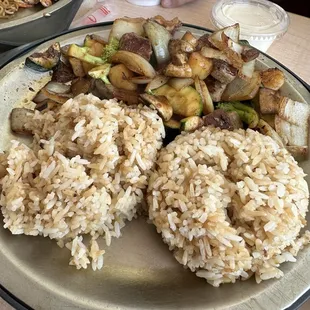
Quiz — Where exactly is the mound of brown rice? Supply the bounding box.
[0,94,164,270]
[148,126,310,286]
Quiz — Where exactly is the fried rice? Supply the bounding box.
[148,126,310,286]
[0,94,165,270]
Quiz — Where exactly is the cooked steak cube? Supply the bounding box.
[119,32,152,61]
[211,59,237,84]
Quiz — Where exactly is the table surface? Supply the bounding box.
[1,0,310,309]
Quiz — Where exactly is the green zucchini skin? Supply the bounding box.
[25,42,61,72]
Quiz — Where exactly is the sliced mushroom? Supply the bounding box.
[259,88,282,114]
[140,93,173,121]
[260,68,285,90]
[182,31,198,48]
[164,63,192,78]
[10,108,34,135]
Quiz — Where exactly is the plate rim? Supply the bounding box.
[0,0,74,31]
[0,21,309,310]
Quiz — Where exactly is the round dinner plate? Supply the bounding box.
[0,0,82,48]
[0,23,310,310]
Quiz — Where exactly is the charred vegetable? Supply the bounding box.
[188,52,213,80]
[164,63,192,78]
[259,88,281,114]
[140,93,173,121]
[68,44,106,66]
[10,108,34,135]
[109,64,137,91]
[194,77,214,115]
[25,42,60,72]
[256,119,284,147]
[164,118,181,129]
[68,38,119,66]
[88,64,111,84]
[221,71,261,101]
[168,78,194,91]
[153,84,202,117]
[180,116,203,131]
[109,17,146,41]
[218,101,259,128]
[260,68,285,90]
[110,50,156,78]
[144,20,171,66]
[91,79,139,104]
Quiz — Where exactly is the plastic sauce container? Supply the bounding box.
[211,0,290,52]
[126,0,161,6]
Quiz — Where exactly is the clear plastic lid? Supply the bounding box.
[211,0,290,41]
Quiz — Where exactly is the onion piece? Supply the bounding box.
[129,76,153,84]
[146,75,169,92]
[32,90,48,104]
[256,119,284,147]
[168,77,193,91]
[45,81,71,94]
[222,71,261,101]
[144,20,171,66]
[110,50,156,78]
[239,59,255,80]
[109,17,146,41]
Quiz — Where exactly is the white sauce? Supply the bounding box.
[212,1,289,52]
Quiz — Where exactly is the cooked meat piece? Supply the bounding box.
[241,46,260,62]
[119,32,152,61]
[226,111,243,129]
[211,59,237,84]
[71,78,92,97]
[10,108,34,135]
[203,109,236,130]
[205,76,227,102]
[196,34,213,51]
[52,61,76,83]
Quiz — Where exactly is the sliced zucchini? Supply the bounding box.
[25,42,61,72]
[88,64,111,84]
[67,44,106,66]
[164,118,181,129]
[153,84,202,117]
[180,116,203,132]
[84,35,105,57]
[194,76,214,115]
